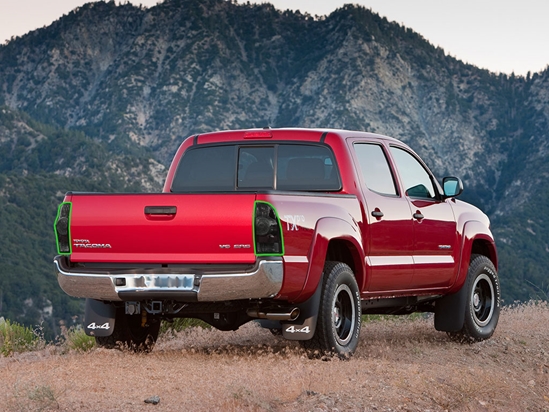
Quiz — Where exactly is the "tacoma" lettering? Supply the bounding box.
[73,243,112,248]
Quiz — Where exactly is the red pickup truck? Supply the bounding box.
[54,128,500,356]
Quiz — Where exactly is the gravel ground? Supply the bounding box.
[1,302,548,411]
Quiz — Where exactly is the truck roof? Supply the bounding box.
[190,128,402,145]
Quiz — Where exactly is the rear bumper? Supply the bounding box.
[54,256,283,302]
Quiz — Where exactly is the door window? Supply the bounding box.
[354,143,398,196]
[389,147,436,199]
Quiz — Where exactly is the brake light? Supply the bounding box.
[54,202,72,255]
[254,201,284,256]
[244,131,272,139]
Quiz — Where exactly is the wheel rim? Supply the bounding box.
[331,284,356,346]
[470,273,495,327]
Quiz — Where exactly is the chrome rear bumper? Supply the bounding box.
[54,256,283,302]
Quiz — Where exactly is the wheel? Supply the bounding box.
[301,261,361,357]
[95,308,160,352]
[448,254,500,342]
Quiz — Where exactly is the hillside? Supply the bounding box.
[0,107,164,336]
[1,302,548,411]
[0,0,549,330]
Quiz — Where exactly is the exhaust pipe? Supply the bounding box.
[247,308,300,321]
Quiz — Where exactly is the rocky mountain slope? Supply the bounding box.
[0,0,548,328]
[0,107,164,334]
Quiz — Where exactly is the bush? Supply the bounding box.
[0,317,41,356]
[160,317,210,336]
[61,326,95,352]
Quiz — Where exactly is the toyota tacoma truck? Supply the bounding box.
[53,128,500,356]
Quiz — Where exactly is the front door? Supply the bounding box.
[389,146,458,289]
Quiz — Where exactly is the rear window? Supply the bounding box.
[171,144,340,192]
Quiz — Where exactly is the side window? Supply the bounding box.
[389,146,436,199]
[354,143,397,196]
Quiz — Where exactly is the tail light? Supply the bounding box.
[54,202,72,255]
[254,201,284,256]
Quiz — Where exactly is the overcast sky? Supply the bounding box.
[1,0,548,76]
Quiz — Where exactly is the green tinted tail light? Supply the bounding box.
[254,201,284,256]
[54,202,72,255]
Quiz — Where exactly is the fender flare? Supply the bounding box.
[451,220,497,294]
[293,217,364,303]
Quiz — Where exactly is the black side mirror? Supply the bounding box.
[442,176,463,198]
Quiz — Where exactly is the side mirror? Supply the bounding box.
[442,177,463,198]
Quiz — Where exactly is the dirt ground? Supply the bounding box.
[1,302,548,412]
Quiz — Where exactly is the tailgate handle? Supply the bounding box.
[144,206,177,215]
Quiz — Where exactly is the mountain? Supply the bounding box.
[0,106,164,337]
[0,0,548,331]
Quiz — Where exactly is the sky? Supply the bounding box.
[1,0,548,76]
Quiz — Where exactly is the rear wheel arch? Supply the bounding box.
[326,238,364,290]
[297,217,364,302]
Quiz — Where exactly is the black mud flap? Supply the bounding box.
[84,299,116,337]
[434,284,467,332]
[281,281,322,341]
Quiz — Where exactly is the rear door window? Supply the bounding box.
[354,143,398,196]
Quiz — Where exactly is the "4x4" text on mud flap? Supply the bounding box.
[87,322,111,330]
[285,325,311,334]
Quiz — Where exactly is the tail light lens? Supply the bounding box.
[54,202,72,255]
[254,201,284,256]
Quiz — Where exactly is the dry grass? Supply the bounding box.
[1,302,548,411]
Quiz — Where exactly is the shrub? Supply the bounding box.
[0,317,41,356]
[160,317,210,336]
[61,326,96,352]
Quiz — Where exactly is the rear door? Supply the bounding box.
[351,140,414,292]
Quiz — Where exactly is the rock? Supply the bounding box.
[144,395,160,405]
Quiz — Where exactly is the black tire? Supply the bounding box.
[301,261,361,357]
[448,254,500,343]
[95,308,160,352]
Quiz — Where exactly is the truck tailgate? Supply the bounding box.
[66,193,256,264]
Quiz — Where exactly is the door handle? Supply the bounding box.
[371,209,384,218]
[413,212,424,220]
[144,206,177,215]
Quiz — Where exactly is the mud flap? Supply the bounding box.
[281,281,322,341]
[84,299,116,337]
[434,284,467,332]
